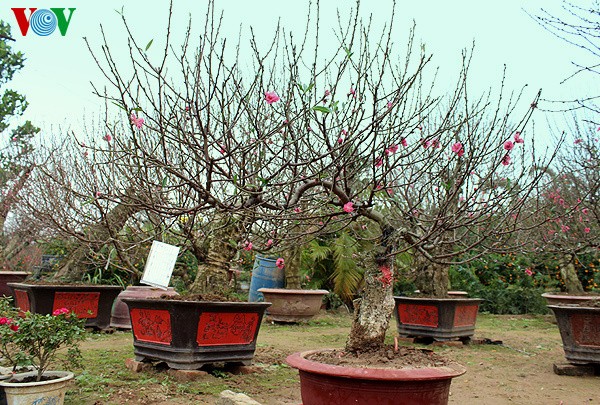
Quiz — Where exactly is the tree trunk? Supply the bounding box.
[189,215,243,295]
[52,198,141,281]
[345,255,395,352]
[559,253,584,294]
[284,244,302,289]
[413,255,449,297]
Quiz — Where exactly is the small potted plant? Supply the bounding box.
[0,297,87,405]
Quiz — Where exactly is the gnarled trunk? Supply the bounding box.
[413,255,449,297]
[345,256,395,352]
[189,215,243,294]
[559,253,584,294]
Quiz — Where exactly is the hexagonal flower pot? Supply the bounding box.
[123,297,271,369]
[394,296,482,341]
[7,283,122,330]
[548,303,600,365]
[286,349,466,405]
[258,288,328,323]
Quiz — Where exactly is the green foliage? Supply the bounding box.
[0,297,87,381]
[301,231,364,305]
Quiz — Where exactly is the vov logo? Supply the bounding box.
[11,8,76,37]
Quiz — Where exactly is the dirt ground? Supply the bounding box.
[72,312,599,404]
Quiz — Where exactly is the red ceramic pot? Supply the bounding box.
[286,349,465,405]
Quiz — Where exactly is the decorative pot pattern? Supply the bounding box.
[257,288,328,323]
[8,283,122,330]
[548,304,600,365]
[394,296,482,341]
[0,371,73,405]
[110,286,179,329]
[123,298,270,369]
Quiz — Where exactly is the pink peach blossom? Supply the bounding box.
[265,91,280,104]
[504,140,514,151]
[343,202,354,213]
[276,258,285,269]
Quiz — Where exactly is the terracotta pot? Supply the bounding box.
[286,349,466,405]
[542,292,600,306]
[110,286,179,329]
[0,272,30,300]
[123,297,271,369]
[257,288,328,323]
[548,304,600,365]
[8,283,122,330]
[0,371,73,405]
[394,296,482,341]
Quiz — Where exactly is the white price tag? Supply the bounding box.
[140,241,180,289]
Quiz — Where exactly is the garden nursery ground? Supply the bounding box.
[67,311,599,404]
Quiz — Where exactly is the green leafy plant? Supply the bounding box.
[0,297,87,381]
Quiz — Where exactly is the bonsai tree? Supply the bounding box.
[82,1,556,350]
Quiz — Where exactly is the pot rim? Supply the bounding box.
[286,349,466,381]
[122,297,272,307]
[542,292,600,300]
[0,371,74,387]
[0,271,30,275]
[548,304,600,311]
[394,295,482,303]
[258,288,329,295]
[6,282,123,290]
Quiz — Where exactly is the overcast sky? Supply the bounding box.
[1,1,594,144]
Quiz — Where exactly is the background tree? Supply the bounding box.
[0,21,39,269]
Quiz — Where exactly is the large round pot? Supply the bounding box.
[542,292,600,306]
[0,371,73,405]
[257,288,328,323]
[248,255,284,302]
[286,349,466,405]
[110,286,179,329]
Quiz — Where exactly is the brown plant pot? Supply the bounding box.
[7,283,122,330]
[542,292,600,306]
[123,297,271,369]
[286,349,466,405]
[548,304,600,365]
[394,296,482,341]
[0,272,30,299]
[110,286,179,329]
[257,288,328,323]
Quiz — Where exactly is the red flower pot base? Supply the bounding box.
[124,298,270,370]
[8,283,122,330]
[549,304,600,365]
[394,296,482,341]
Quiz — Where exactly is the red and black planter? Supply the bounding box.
[548,303,600,365]
[7,282,122,330]
[394,296,482,342]
[286,349,466,405]
[123,298,271,369]
[0,272,30,299]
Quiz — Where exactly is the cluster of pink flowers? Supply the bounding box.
[52,307,70,316]
[265,91,280,104]
[243,241,253,251]
[501,131,524,166]
[451,142,464,157]
[130,112,144,129]
[276,257,285,269]
[343,201,354,213]
[0,317,19,331]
